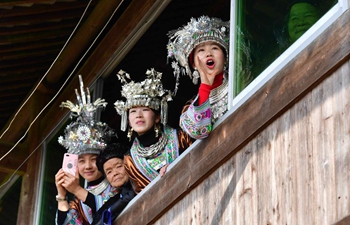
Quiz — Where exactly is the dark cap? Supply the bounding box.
[96,142,129,173]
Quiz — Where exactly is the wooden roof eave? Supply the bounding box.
[0,0,123,143]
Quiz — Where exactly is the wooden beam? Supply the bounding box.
[115,8,350,224]
[0,141,27,173]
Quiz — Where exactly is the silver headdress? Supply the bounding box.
[114,68,173,132]
[167,16,230,87]
[58,75,114,155]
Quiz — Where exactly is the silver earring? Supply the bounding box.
[154,123,160,138]
[192,69,199,85]
[223,63,228,75]
[127,127,133,141]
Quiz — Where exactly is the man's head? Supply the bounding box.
[97,143,129,188]
[288,2,321,42]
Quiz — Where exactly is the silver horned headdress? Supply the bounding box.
[114,68,173,132]
[58,75,114,155]
[167,16,230,88]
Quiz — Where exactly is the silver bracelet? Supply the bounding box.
[56,195,67,202]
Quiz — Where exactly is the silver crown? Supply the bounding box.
[114,68,173,131]
[167,16,230,88]
[58,75,114,155]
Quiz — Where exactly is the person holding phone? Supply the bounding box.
[54,75,115,225]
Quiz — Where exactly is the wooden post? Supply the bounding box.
[16,92,44,225]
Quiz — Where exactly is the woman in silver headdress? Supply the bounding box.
[114,68,193,194]
[55,76,116,225]
[167,16,230,139]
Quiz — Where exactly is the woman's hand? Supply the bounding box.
[159,164,169,177]
[55,169,67,197]
[62,169,88,202]
[55,169,69,211]
[61,169,81,194]
[196,56,221,86]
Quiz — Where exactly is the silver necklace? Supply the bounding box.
[209,78,228,104]
[87,178,109,195]
[209,77,228,123]
[136,132,168,158]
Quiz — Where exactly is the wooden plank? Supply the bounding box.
[0,21,76,37]
[115,9,350,225]
[333,61,350,220]
[250,139,259,225]
[0,10,83,27]
[0,1,89,18]
[268,122,281,225]
[293,94,313,225]
[0,29,72,44]
[0,74,40,83]
[0,48,60,61]
[0,40,65,53]
[311,71,326,224]
[0,59,53,70]
[0,0,72,7]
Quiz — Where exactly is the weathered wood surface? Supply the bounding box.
[153,60,350,224]
[17,92,44,225]
[115,8,350,225]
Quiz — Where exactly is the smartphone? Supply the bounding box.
[62,153,78,176]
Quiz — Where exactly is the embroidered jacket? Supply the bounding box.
[124,125,190,194]
[180,79,228,139]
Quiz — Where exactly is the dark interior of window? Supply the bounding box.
[101,0,231,143]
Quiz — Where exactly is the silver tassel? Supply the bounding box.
[121,110,127,131]
[161,100,168,126]
[192,69,200,85]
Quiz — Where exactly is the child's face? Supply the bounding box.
[193,41,226,74]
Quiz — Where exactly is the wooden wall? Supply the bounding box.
[153,60,350,225]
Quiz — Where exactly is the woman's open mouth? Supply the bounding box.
[206,59,215,68]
